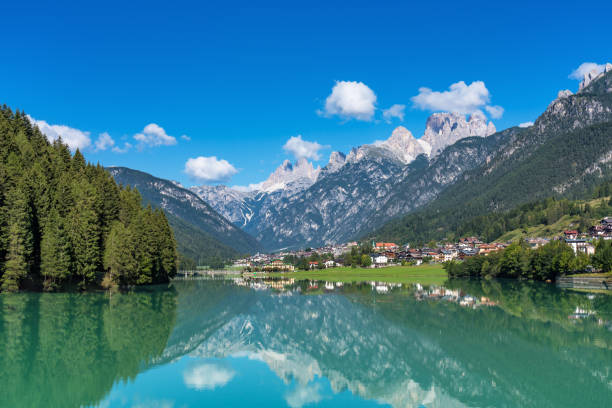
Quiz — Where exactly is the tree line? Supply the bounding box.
[444,239,612,281]
[0,105,177,291]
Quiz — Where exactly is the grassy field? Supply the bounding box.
[263,263,448,285]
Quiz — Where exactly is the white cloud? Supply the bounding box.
[382,104,405,122]
[112,142,132,154]
[183,363,235,391]
[283,135,325,160]
[518,121,534,128]
[94,132,115,151]
[180,134,191,141]
[321,80,377,121]
[411,80,503,118]
[485,105,504,119]
[134,123,177,147]
[569,62,605,80]
[285,383,324,408]
[28,115,91,151]
[185,156,238,183]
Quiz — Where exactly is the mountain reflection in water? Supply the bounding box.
[1,278,611,407]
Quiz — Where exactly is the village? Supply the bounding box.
[232,217,612,271]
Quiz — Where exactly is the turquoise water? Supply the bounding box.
[1,278,611,407]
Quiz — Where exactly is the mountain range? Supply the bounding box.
[191,112,497,251]
[372,63,612,244]
[111,63,612,258]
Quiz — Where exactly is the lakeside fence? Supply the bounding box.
[556,276,611,290]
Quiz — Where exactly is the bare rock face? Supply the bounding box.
[421,112,496,156]
[557,89,573,99]
[379,126,428,164]
[323,151,347,174]
[579,63,612,92]
[259,158,320,193]
[190,184,253,226]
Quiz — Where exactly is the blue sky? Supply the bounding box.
[1,0,611,188]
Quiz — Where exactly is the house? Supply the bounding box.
[324,260,336,268]
[459,237,483,247]
[563,230,578,240]
[372,255,388,266]
[262,260,295,272]
[440,250,455,262]
[602,217,612,226]
[589,224,607,237]
[374,242,399,252]
[459,248,478,259]
[478,244,499,255]
[308,261,319,269]
[565,239,595,255]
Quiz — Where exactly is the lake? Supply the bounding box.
[0,278,611,408]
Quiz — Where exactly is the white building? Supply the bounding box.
[372,255,388,266]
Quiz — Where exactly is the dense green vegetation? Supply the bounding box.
[0,106,177,291]
[443,239,612,280]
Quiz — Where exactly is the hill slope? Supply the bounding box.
[108,167,262,262]
[371,69,612,244]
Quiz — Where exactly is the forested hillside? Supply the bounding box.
[370,71,612,245]
[0,105,177,292]
[109,167,262,265]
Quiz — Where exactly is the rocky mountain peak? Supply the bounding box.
[325,151,346,173]
[421,112,496,157]
[379,126,428,164]
[260,157,320,193]
[579,62,612,92]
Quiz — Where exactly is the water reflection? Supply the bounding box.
[0,287,177,408]
[1,279,611,407]
[158,278,612,407]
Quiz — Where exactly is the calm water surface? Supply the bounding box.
[1,278,611,407]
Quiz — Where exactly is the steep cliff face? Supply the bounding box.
[420,112,496,156]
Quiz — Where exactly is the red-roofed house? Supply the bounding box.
[374,242,399,252]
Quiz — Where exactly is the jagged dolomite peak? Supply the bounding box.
[259,158,320,193]
[579,62,612,92]
[557,89,573,99]
[379,126,428,164]
[325,151,346,173]
[420,112,496,156]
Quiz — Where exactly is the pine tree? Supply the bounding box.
[103,221,138,286]
[1,183,33,291]
[68,179,102,289]
[40,210,73,291]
